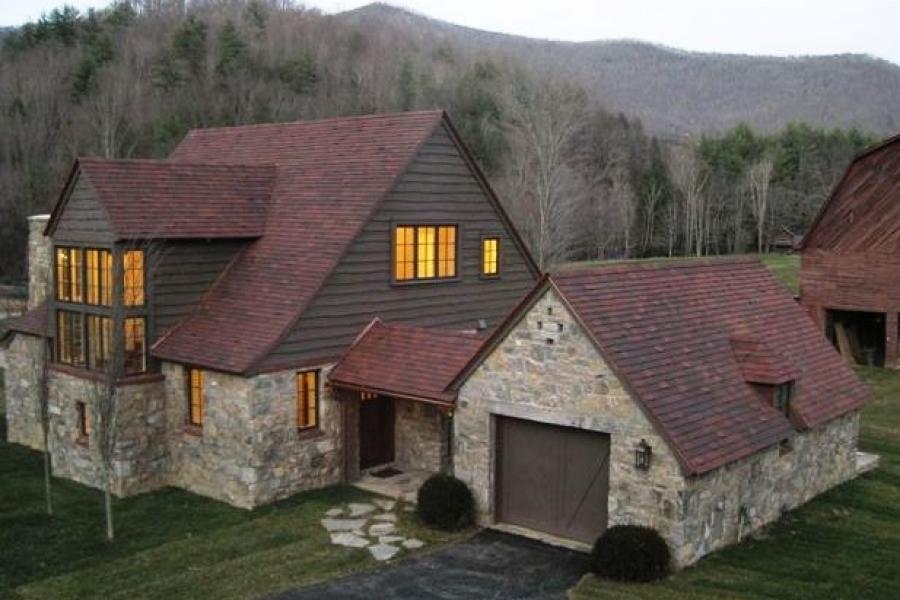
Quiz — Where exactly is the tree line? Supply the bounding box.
[0,0,875,279]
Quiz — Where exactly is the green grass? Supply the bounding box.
[570,367,900,600]
[0,417,462,600]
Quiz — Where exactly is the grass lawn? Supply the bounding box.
[570,367,900,600]
[0,417,462,600]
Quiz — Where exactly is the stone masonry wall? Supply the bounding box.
[4,334,46,450]
[47,369,168,496]
[164,362,342,509]
[678,411,859,565]
[27,214,51,310]
[455,287,687,549]
[395,399,449,472]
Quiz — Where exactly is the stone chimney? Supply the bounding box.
[27,214,51,310]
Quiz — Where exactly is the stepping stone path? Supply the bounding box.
[322,498,426,562]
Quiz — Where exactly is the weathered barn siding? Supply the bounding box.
[151,240,245,340]
[52,173,114,245]
[800,249,900,366]
[260,123,537,370]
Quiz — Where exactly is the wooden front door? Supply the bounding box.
[496,416,610,544]
[359,395,395,470]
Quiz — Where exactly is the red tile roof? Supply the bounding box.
[50,159,276,239]
[329,319,484,404]
[730,335,795,385]
[2,301,47,339]
[152,110,445,373]
[549,258,870,475]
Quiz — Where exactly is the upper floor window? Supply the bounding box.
[123,250,145,306]
[187,368,204,428]
[296,370,319,430]
[124,317,146,374]
[56,247,84,303]
[394,225,457,282]
[86,249,113,306]
[482,237,500,276]
[774,382,793,415]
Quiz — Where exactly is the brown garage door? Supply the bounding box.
[496,416,610,544]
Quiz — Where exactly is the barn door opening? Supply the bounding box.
[826,309,885,367]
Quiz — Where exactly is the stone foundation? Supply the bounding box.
[454,286,862,568]
[5,334,46,450]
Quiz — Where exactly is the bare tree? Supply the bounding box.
[670,146,708,256]
[747,158,774,253]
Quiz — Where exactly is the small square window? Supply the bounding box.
[774,382,793,415]
[76,401,90,441]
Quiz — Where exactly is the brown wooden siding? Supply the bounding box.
[53,173,114,245]
[260,123,537,369]
[151,240,245,340]
[800,249,900,366]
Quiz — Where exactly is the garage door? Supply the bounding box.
[496,416,610,544]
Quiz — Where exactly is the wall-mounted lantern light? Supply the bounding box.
[635,439,653,471]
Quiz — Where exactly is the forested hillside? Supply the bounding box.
[0,1,878,280]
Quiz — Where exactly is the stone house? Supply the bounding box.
[3,110,870,568]
[800,133,900,368]
[329,258,870,567]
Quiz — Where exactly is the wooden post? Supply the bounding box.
[886,311,898,368]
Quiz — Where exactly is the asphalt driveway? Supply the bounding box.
[269,530,591,600]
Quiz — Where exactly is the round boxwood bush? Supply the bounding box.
[416,473,475,531]
[590,525,671,582]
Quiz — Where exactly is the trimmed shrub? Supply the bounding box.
[416,473,475,531]
[590,525,671,582]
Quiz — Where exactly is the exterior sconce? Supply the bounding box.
[635,439,652,471]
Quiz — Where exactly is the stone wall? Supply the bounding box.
[47,368,168,496]
[4,334,46,450]
[163,362,343,509]
[454,286,862,568]
[678,411,859,565]
[27,214,51,310]
[395,399,449,472]
[455,287,686,550]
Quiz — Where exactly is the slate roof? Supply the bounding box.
[329,319,485,404]
[49,159,277,239]
[730,335,795,385]
[151,110,446,373]
[2,301,47,340]
[548,258,870,475]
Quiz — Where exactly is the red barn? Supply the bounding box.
[800,134,900,368]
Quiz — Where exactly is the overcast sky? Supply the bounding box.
[3,0,899,65]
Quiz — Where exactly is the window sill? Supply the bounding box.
[296,427,323,441]
[182,424,203,437]
[390,277,460,287]
[75,436,89,448]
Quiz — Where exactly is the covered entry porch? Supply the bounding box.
[327,318,486,500]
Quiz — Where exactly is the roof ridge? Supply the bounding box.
[377,320,483,338]
[553,255,761,277]
[78,157,278,170]
[181,109,445,137]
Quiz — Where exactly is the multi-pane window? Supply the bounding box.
[86,249,113,306]
[55,247,84,303]
[76,401,90,441]
[393,225,457,281]
[124,317,146,374]
[187,368,204,427]
[87,315,112,370]
[296,370,319,430]
[123,250,145,306]
[57,310,86,367]
[774,382,793,415]
[482,237,499,276]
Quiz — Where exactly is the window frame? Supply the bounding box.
[185,367,205,430]
[76,401,90,444]
[123,249,145,307]
[392,223,459,284]
[480,235,501,278]
[56,309,87,367]
[773,382,793,415]
[123,316,147,375]
[296,369,320,432]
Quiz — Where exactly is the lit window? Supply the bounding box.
[774,382,793,415]
[87,315,112,370]
[124,317,146,374]
[187,368,204,427]
[86,249,112,306]
[56,310,86,367]
[123,250,145,306]
[77,401,90,440]
[55,247,84,303]
[482,238,499,276]
[394,225,457,282]
[296,370,318,430]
